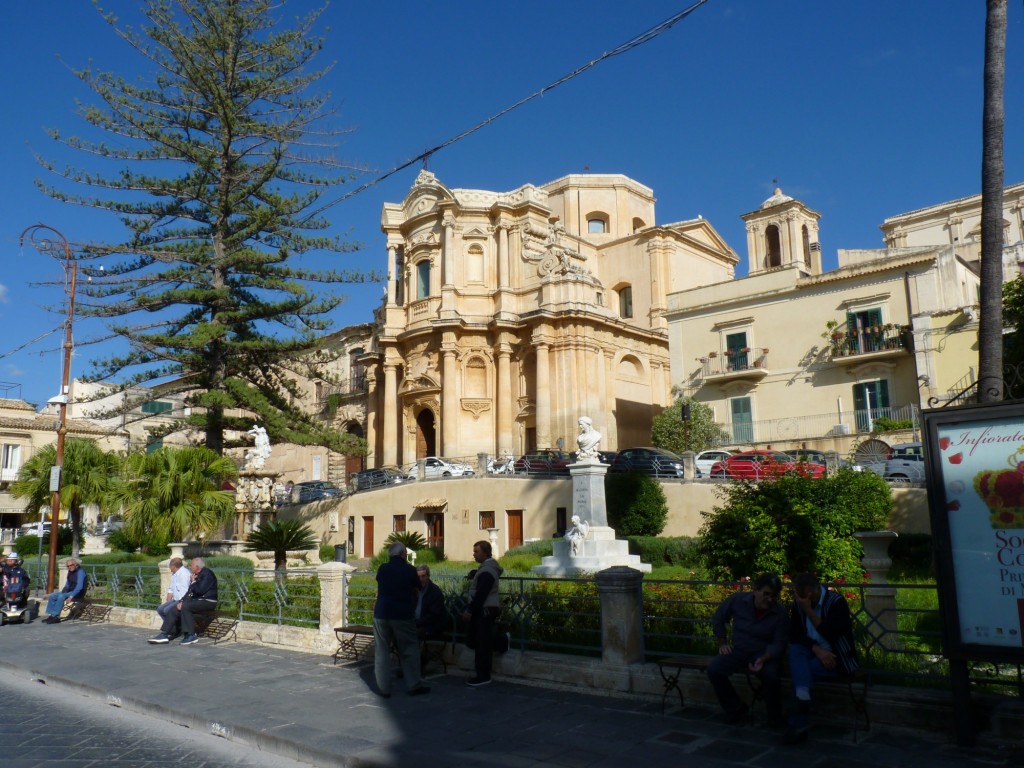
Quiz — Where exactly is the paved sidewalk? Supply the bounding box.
[0,620,1016,768]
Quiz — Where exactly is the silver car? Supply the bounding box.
[883,442,925,483]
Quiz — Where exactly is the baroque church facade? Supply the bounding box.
[361,171,738,468]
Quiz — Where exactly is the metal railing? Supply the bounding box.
[713,404,919,446]
[700,347,769,377]
[66,564,321,628]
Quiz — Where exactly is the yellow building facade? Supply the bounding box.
[363,171,738,468]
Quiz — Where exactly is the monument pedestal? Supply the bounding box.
[532,459,651,576]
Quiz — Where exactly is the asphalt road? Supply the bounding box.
[0,667,317,768]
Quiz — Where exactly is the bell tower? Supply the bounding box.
[740,188,822,276]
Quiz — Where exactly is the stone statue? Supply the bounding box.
[245,424,272,470]
[575,416,602,460]
[564,515,590,557]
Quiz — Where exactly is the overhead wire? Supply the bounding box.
[302,0,711,221]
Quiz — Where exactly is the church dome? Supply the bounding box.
[760,187,794,209]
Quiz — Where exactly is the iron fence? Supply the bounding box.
[70,564,320,628]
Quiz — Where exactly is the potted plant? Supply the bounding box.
[740,347,750,354]
[753,360,763,368]
[708,351,718,359]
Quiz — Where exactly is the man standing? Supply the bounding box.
[373,542,430,697]
[149,557,191,642]
[784,572,859,744]
[461,540,503,687]
[708,573,787,725]
[150,557,218,645]
[42,557,87,623]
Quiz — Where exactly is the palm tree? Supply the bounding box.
[243,519,318,573]
[11,438,120,558]
[107,446,237,543]
[978,0,1007,403]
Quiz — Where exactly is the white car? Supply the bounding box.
[415,457,475,479]
[883,442,925,483]
[694,450,735,478]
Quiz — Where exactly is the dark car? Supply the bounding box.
[352,466,408,492]
[292,480,345,504]
[513,450,573,475]
[608,447,685,478]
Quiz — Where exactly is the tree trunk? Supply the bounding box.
[978,0,1007,403]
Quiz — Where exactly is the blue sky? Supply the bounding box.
[0,1,1021,406]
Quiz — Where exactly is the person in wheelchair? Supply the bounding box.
[2,552,31,609]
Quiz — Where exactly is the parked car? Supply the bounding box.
[513,450,573,475]
[351,467,408,492]
[412,456,475,479]
[694,450,736,478]
[710,450,826,480]
[99,518,124,535]
[292,480,345,503]
[783,449,863,474]
[883,442,925,482]
[608,447,685,478]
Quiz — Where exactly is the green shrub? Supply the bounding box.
[369,547,389,571]
[107,528,171,556]
[605,473,668,536]
[80,551,152,564]
[699,467,892,581]
[505,539,554,559]
[872,417,913,433]
[319,543,337,563]
[627,536,701,567]
[107,528,138,554]
[204,555,255,571]
[385,530,428,550]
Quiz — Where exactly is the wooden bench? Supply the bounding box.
[62,599,112,624]
[656,653,870,741]
[193,611,239,644]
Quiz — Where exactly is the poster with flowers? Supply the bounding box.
[929,408,1024,653]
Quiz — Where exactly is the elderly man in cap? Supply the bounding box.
[43,557,87,623]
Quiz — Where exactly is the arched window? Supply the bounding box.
[416,259,430,300]
[632,217,646,233]
[765,225,782,268]
[349,348,366,390]
[466,243,484,283]
[617,285,633,319]
[802,225,811,267]
[587,213,609,234]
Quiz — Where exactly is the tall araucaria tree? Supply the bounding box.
[36,0,377,454]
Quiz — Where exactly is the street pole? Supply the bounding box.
[20,224,77,593]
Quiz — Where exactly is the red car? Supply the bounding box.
[709,450,826,480]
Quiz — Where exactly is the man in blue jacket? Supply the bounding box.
[150,557,218,645]
[373,542,430,697]
[42,557,87,623]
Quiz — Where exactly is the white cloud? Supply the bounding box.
[4,364,24,378]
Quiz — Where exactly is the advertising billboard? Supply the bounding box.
[924,400,1024,661]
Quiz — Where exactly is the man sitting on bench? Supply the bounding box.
[783,572,859,744]
[708,573,787,726]
[149,557,218,646]
[43,558,87,624]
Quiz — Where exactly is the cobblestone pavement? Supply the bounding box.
[0,619,1021,768]
[0,669,316,768]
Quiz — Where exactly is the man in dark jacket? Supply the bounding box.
[461,540,503,687]
[784,572,859,743]
[415,565,447,638]
[708,573,787,725]
[150,557,218,645]
[373,542,430,697]
[43,557,87,623]
[2,552,31,609]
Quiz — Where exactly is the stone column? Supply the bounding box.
[496,344,512,452]
[497,223,509,288]
[595,566,645,665]
[442,349,457,456]
[159,558,171,602]
[382,363,398,466]
[535,342,550,449]
[679,451,696,481]
[365,368,378,470]
[854,531,900,649]
[318,560,356,636]
[487,527,500,558]
[386,244,397,306]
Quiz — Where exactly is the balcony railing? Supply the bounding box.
[317,377,368,410]
[830,326,911,359]
[715,403,919,446]
[700,347,769,378]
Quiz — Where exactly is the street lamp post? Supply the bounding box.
[20,224,77,594]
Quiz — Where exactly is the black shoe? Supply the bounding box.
[408,685,431,696]
[148,634,171,644]
[180,633,200,645]
[466,677,492,687]
[723,705,749,725]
